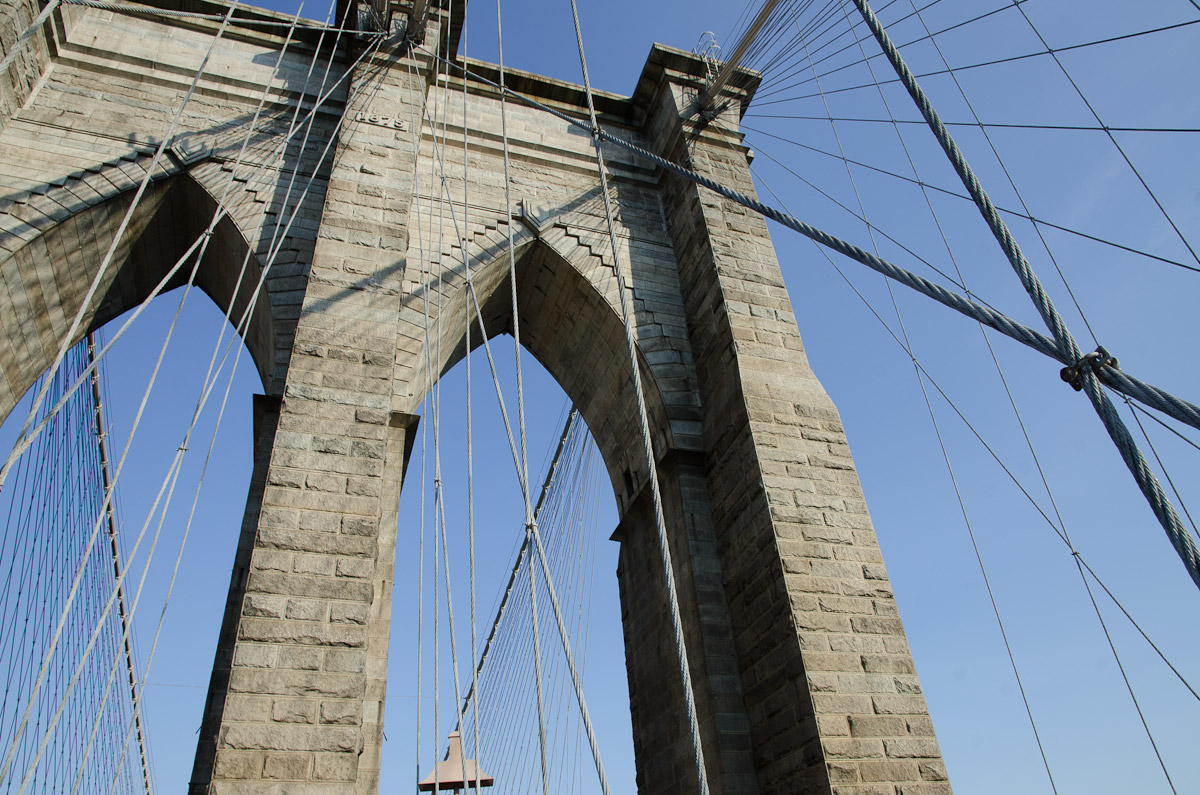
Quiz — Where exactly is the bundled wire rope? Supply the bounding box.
[0,340,146,794]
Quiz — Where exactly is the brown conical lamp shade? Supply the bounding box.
[417,731,494,792]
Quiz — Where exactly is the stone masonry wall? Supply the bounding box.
[0,4,955,792]
[644,48,950,795]
[191,19,434,792]
[0,2,343,411]
[0,0,51,132]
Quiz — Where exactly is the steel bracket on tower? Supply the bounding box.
[407,0,431,43]
[699,0,781,110]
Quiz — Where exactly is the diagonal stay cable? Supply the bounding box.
[60,0,380,34]
[739,118,1200,277]
[748,119,1200,717]
[0,7,243,777]
[747,113,1200,134]
[1,18,383,485]
[420,47,1200,437]
[459,19,483,789]
[491,5,551,790]
[73,334,150,795]
[751,17,1200,107]
[0,0,61,73]
[456,409,580,723]
[776,174,1200,707]
[850,0,1200,591]
[0,1,240,493]
[738,120,1200,276]
[3,28,388,788]
[1010,0,1199,270]
[70,1,329,786]
[566,1,708,792]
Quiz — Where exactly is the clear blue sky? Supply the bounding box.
[3,1,1199,793]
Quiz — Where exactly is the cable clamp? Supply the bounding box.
[1060,346,1119,391]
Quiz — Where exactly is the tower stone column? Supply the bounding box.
[635,46,951,794]
[182,8,951,795]
[189,9,434,791]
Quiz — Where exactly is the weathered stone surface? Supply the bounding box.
[0,1,949,793]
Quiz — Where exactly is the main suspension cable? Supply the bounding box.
[850,0,1200,592]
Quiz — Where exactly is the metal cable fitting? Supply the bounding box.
[1061,346,1119,391]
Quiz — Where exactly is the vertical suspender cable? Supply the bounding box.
[849,0,1200,593]
[462,19,483,790]
[420,47,1200,437]
[85,335,150,795]
[564,2,713,793]
[494,2,551,792]
[0,6,241,784]
[455,409,578,722]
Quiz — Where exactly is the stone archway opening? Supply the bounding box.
[383,234,742,793]
[0,170,287,427]
[382,336,636,793]
[0,283,268,789]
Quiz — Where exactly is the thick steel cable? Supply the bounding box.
[460,20,483,789]
[898,3,1192,776]
[757,144,1200,779]
[850,0,1200,591]
[493,6,550,790]
[422,48,1200,435]
[739,119,1200,276]
[788,183,1200,707]
[785,10,1058,781]
[1127,404,1200,536]
[753,0,1021,100]
[850,0,1161,358]
[752,16,1200,107]
[1011,1,1198,270]
[901,0,1100,345]
[0,2,240,493]
[565,2,713,793]
[748,113,1200,135]
[442,37,1200,605]
[0,0,60,73]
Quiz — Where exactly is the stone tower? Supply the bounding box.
[0,0,949,792]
